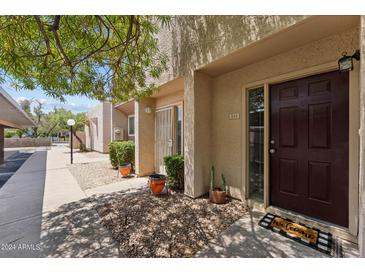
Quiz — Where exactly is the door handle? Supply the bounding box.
[269,148,276,154]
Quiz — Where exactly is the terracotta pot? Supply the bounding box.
[149,174,166,194]
[209,188,226,204]
[119,163,131,177]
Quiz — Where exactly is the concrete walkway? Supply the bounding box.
[0,148,47,258]
[196,210,359,258]
[39,145,147,257]
[42,145,148,211]
[0,145,147,258]
[42,146,86,212]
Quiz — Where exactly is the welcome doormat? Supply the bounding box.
[258,213,333,255]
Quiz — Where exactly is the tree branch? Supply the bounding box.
[33,15,53,61]
[73,15,110,66]
[48,15,61,31]
[52,27,72,68]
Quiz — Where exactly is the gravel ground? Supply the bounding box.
[67,161,133,190]
[78,151,109,159]
[96,190,248,257]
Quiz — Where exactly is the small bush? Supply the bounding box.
[79,143,88,152]
[108,140,135,169]
[5,130,16,138]
[164,154,184,190]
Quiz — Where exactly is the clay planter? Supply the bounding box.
[149,174,167,195]
[119,163,132,177]
[209,188,226,204]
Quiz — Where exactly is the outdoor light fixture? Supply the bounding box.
[67,119,75,127]
[67,119,76,164]
[145,106,152,114]
[338,50,360,72]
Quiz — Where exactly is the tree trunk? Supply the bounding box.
[46,123,59,137]
[72,131,84,149]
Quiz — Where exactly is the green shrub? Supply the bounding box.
[4,130,16,138]
[108,140,135,169]
[164,154,184,190]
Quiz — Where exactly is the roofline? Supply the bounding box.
[114,99,135,109]
[0,86,36,126]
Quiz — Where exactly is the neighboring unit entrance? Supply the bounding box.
[155,108,173,174]
[269,71,349,227]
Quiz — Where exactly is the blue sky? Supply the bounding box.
[2,83,100,113]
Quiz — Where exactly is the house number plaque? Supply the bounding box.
[229,113,240,120]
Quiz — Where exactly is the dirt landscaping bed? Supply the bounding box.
[68,161,133,190]
[95,190,248,257]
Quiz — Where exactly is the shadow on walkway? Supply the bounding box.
[0,151,32,189]
[39,190,139,257]
[196,210,358,258]
[0,150,47,258]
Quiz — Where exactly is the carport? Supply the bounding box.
[0,86,35,164]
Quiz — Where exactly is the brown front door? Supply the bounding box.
[270,71,349,227]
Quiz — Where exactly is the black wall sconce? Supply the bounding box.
[338,50,360,72]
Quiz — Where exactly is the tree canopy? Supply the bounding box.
[0,16,169,102]
[17,98,87,138]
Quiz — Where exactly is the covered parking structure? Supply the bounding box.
[0,86,35,164]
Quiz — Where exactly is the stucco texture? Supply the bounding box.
[85,102,111,153]
[135,98,156,176]
[211,28,360,200]
[136,15,364,255]
[152,16,310,198]
[148,16,361,206]
[156,16,308,81]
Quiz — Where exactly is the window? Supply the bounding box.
[175,105,183,155]
[128,115,135,136]
[248,86,264,202]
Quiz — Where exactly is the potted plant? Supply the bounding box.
[119,162,132,177]
[149,174,167,194]
[209,166,227,204]
[108,140,135,177]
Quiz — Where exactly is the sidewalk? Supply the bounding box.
[0,149,47,258]
[42,146,86,212]
[42,145,148,211]
[196,210,359,258]
[39,145,147,257]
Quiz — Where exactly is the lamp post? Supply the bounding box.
[67,119,76,164]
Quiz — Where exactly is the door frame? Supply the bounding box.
[154,102,184,173]
[242,60,360,236]
[155,106,174,173]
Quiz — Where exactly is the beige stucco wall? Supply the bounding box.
[102,103,111,152]
[150,16,312,199]
[135,98,156,176]
[134,15,363,248]
[111,107,130,141]
[71,131,86,149]
[155,90,184,109]
[184,70,215,198]
[211,28,360,201]
[154,16,308,84]
[135,88,184,176]
[85,102,112,153]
